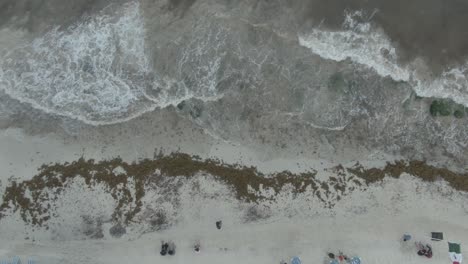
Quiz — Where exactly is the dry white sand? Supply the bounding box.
[0,128,467,264]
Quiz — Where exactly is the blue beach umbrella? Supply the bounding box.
[350,256,361,264]
[291,256,301,264]
[12,256,20,264]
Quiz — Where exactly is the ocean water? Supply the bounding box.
[298,9,468,107]
[0,2,223,125]
[0,0,466,162]
[0,1,468,258]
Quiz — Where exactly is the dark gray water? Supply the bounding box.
[0,0,467,169]
[303,0,468,67]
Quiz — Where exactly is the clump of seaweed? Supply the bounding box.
[0,153,319,226]
[1,153,466,228]
[348,160,468,191]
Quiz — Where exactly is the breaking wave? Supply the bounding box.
[0,2,224,126]
[298,10,468,107]
[2,4,466,128]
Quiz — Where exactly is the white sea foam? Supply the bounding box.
[0,2,151,124]
[413,64,468,105]
[0,2,225,126]
[299,11,410,82]
[298,10,468,107]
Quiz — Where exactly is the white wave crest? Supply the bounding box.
[0,2,225,126]
[298,10,468,107]
[0,2,152,124]
[413,65,468,105]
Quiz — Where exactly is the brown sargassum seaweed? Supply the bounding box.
[0,153,467,227]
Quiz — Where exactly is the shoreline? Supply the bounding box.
[0,105,467,264]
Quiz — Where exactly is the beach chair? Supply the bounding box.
[431,232,443,241]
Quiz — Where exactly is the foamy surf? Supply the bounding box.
[299,11,410,82]
[0,2,151,124]
[0,2,225,126]
[413,64,468,105]
[298,10,468,107]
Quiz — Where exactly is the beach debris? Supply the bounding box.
[109,223,126,238]
[216,220,222,230]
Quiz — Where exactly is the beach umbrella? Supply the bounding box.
[350,256,361,264]
[449,242,462,264]
[11,256,20,264]
[291,256,301,264]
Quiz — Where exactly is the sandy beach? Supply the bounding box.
[1,0,468,263]
[0,124,467,263]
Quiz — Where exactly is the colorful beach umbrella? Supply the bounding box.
[291,256,301,264]
[350,256,361,264]
[449,242,462,264]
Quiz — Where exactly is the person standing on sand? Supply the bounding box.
[160,242,169,256]
[168,242,176,256]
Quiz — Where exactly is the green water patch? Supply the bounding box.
[454,108,466,118]
[429,99,466,118]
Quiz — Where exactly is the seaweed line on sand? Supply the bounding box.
[0,153,467,227]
